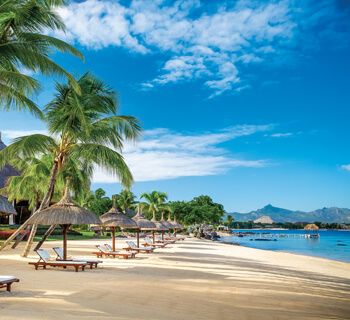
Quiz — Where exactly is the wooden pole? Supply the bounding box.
[152,230,155,244]
[112,227,116,251]
[162,230,164,241]
[137,230,140,247]
[62,225,70,260]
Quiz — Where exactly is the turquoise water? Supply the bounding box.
[220,229,350,262]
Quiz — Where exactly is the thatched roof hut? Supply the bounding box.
[0,195,16,215]
[304,223,319,231]
[0,134,19,190]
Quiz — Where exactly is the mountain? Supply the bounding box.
[232,204,350,223]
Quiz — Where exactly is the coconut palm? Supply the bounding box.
[1,154,91,211]
[140,191,168,220]
[116,189,137,214]
[0,73,141,254]
[0,0,83,117]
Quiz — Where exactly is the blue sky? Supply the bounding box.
[1,0,350,212]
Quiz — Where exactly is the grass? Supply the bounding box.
[34,230,110,241]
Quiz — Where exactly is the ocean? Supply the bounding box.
[219,229,350,263]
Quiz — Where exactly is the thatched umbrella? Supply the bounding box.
[30,188,100,260]
[151,212,169,243]
[304,223,319,230]
[0,195,16,216]
[132,206,156,247]
[100,205,138,251]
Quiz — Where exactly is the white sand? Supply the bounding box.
[0,237,350,320]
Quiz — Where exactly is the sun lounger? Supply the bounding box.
[28,249,87,272]
[0,276,19,292]
[155,236,176,244]
[92,245,135,259]
[53,247,103,269]
[143,238,167,248]
[124,241,154,253]
[104,244,137,258]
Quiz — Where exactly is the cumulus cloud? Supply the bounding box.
[93,124,273,182]
[54,0,299,97]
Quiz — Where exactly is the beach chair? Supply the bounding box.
[28,249,87,272]
[124,241,154,253]
[104,244,137,258]
[92,245,135,259]
[144,237,167,248]
[53,247,103,269]
[0,276,19,292]
[155,236,176,244]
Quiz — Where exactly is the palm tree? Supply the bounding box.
[0,0,83,117]
[1,153,91,211]
[0,73,141,254]
[140,191,168,220]
[116,189,137,213]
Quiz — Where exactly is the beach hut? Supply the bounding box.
[100,205,138,251]
[29,187,100,260]
[304,223,319,238]
[0,195,16,216]
[132,206,156,247]
[0,133,19,224]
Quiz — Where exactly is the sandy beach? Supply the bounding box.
[0,237,350,320]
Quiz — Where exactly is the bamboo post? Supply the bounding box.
[34,225,56,251]
[21,224,37,257]
[22,224,38,256]
[11,225,31,249]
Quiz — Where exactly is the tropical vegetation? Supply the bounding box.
[0,0,83,117]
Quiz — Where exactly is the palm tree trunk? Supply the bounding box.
[0,161,60,252]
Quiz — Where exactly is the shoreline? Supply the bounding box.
[216,238,350,265]
[1,237,350,319]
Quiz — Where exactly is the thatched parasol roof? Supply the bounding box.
[29,189,100,225]
[100,206,138,229]
[167,213,176,229]
[172,216,183,229]
[0,195,16,215]
[160,212,172,229]
[132,207,156,231]
[304,223,319,230]
[151,216,169,231]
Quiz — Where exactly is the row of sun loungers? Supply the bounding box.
[28,249,102,272]
[2,235,186,292]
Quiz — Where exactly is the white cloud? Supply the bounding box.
[270,132,294,138]
[1,129,48,140]
[1,125,274,183]
[55,0,295,97]
[93,124,273,182]
[341,164,350,172]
